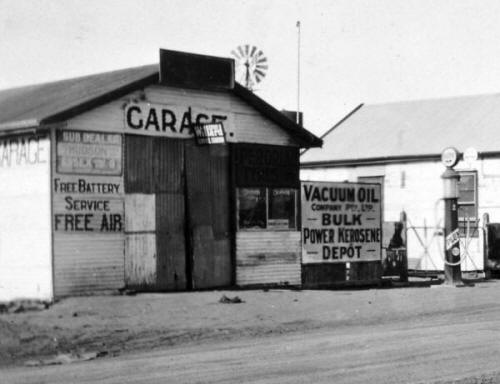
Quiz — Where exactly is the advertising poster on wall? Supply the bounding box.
[56,130,122,175]
[54,130,124,234]
[52,175,124,233]
[301,181,382,263]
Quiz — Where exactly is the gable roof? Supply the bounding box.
[301,94,500,166]
[0,65,159,130]
[0,65,321,148]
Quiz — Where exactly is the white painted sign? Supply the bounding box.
[0,134,53,301]
[0,135,48,168]
[57,130,122,175]
[301,181,382,263]
[193,122,226,145]
[124,102,230,138]
[445,228,460,251]
[53,175,124,233]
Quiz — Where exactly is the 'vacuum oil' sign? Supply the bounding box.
[301,181,382,263]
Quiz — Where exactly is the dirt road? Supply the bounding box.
[3,312,500,383]
[3,281,500,382]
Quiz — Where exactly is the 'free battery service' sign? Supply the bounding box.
[301,181,382,263]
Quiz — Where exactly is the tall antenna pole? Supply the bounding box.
[296,20,301,125]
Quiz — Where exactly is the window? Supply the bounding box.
[457,171,478,236]
[237,188,267,229]
[237,188,297,230]
[269,188,296,229]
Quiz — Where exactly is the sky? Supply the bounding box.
[1,0,500,137]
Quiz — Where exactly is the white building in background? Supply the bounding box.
[301,95,500,275]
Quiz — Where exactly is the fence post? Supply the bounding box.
[483,212,490,279]
[400,210,408,282]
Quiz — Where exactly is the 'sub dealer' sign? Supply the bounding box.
[301,181,382,263]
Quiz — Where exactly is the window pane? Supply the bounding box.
[458,205,477,221]
[458,173,476,204]
[459,174,475,189]
[459,220,479,236]
[268,188,296,229]
[458,190,475,204]
[238,188,266,229]
[458,205,478,237]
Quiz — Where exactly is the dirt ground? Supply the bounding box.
[1,278,499,368]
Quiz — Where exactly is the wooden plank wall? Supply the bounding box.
[66,86,301,147]
[236,231,301,287]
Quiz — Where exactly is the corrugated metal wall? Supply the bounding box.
[54,234,124,295]
[155,138,187,290]
[156,193,186,290]
[124,136,188,290]
[125,136,154,193]
[185,142,232,289]
[236,232,301,286]
[52,131,125,297]
[52,175,125,296]
[59,84,304,293]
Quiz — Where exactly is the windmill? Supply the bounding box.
[231,45,268,91]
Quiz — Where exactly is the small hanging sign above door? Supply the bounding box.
[193,122,226,145]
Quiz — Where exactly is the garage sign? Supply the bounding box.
[124,102,229,138]
[301,181,382,263]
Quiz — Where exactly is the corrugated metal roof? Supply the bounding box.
[0,65,159,129]
[0,61,321,147]
[301,94,500,164]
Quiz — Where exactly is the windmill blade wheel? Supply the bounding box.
[231,45,267,90]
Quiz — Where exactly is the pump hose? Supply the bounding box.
[442,255,467,266]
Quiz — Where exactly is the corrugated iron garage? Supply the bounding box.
[0,49,321,301]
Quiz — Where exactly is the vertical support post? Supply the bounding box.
[229,144,237,287]
[442,167,463,285]
[400,211,409,283]
[483,212,490,279]
[296,20,301,125]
